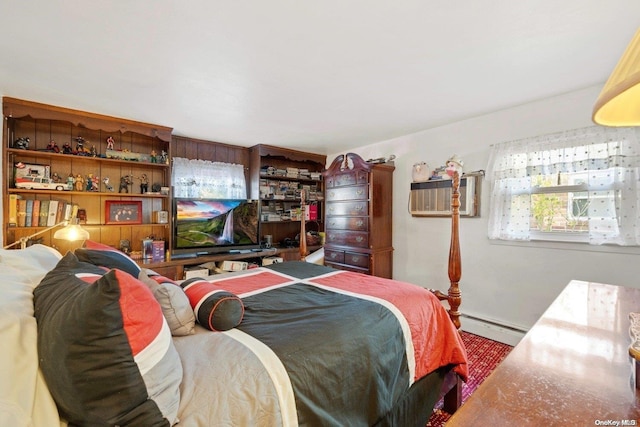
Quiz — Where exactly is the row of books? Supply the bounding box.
[8,194,79,228]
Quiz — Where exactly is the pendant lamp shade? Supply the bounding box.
[593,29,640,126]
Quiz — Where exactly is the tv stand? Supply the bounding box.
[136,245,321,281]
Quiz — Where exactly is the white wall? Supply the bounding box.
[330,84,640,343]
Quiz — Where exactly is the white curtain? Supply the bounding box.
[487,126,640,245]
[171,157,247,199]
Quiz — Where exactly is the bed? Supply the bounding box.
[0,171,467,427]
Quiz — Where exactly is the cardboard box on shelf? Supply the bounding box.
[262,257,283,266]
[183,267,209,280]
[219,260,248,272]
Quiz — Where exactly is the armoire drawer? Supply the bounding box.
[325,230,369,248]
[344,251,369,268]
[324,261,370,275]
[326,184,368,201]
[325,171,369,188]
[326,201,368,216]
[324,249,345,264]
[325,216,368,231]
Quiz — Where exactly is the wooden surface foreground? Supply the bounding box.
[447,280,640,426]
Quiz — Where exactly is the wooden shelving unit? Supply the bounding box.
[2,97,173,253]
[249,144,326,248]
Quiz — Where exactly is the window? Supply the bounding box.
[487,126,640,246]
[171,157,247,199]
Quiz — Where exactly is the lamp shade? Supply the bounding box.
[53,220,90,241]
[593,29,640,126]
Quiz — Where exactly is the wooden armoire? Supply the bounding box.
[323,153,395,278]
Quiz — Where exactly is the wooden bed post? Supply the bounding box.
[447,170,462,329]
[299,189,307,261]
[431,167,462,329]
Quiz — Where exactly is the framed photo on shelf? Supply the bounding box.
[105,200,142,225]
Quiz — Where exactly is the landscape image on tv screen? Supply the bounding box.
[174,199,259,250]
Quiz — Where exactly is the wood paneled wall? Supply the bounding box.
[171,135,251,183]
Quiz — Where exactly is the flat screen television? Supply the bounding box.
[172,198,260,256]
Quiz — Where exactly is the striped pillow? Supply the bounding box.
[181,278,245,331]
[33,252,182,425]
[76,245,195,336]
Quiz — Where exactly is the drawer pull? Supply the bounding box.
[351,256,360,262]
[356,189,364,195]
[356,220,364,227]
[329,191,335,198]
[329,234,336,240]
[330,221,336,226]
[329,207,335,213]
[330,253,338,259]
[356,236,364,242]
[356,205,363,211]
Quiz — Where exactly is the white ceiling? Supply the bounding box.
[0,1,638,154]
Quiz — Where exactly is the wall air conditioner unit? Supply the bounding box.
[409,176,479,217]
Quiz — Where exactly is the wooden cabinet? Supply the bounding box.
[323,153,394,278]
[2,97,173,253]
[249,144,326,249]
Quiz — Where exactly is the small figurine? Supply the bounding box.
[74,174,85,191]
[106,136,115,150]
[90,175,100,191]
[445,155,464,177]
[90,145,97,157]
[160,150,168,164]
[86,174,94,191]
[67,173,75,188]
[139,173,149,193]
[150,150,157,163]
[46,140,60,153]
[75,136,85,153]
[119,175,132,193]
[51,172,61,183]
[102,176,114,192]
[62,142,73,154]
[14,137,30,149]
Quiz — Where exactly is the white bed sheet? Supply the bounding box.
[0,245,65,427]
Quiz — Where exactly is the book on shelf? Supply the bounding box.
[47,200,59,226]
[25,199,33,227]
[31,200,40,228]
[55,200,65,224]
[64,203,74,221]
[16,197,26,227]
[9,194,20,227]
[39,200,50,227]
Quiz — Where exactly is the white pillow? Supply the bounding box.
[0,244,63,427]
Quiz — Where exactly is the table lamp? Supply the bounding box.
[3,218,89,249]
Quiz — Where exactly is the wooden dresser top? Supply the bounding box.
[448,280,640,426]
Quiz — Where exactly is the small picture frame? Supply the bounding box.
[105,200,142,224]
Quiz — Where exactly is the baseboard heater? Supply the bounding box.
[461,313,528,334]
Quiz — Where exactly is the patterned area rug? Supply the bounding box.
[427,331,513,426]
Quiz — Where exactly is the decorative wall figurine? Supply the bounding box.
[14,137,29,149]
[119,175,132,193]
[46,140,60,153]
[74,174,84,191]
[139,174,149,193]
[106,136,114,150]
[62,142,73,154]
[102,177,114,192]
